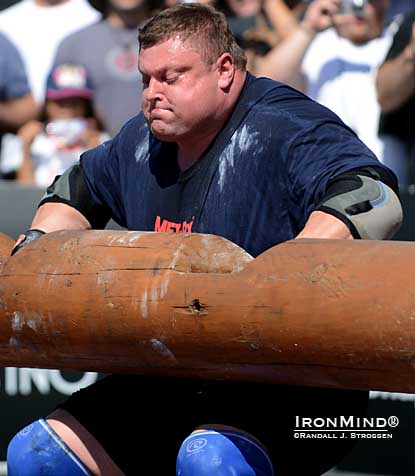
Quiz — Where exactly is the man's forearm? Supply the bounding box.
[295,211,353,240]
[0,94,38,132]
[255,0,340,88]
[254,24,314,89]
[263,0,299,42]
[376,45,415,113]
[30,202,91,233]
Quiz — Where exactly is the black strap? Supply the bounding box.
[11,229,46,256]
[179,75,278,229]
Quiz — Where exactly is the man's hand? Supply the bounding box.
[301,0,341,35]
[18,120,44,147]
[295,210,353,239]
[11,229,46,256]
[12,202,91,255]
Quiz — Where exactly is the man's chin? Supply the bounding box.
[150,127,177,142]
[149,122,181,142]
[335,23,376,44]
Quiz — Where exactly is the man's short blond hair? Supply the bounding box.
[138,3,247,70]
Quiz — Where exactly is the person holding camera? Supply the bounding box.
[255,0,394,165]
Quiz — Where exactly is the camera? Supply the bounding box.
[339,0,368,16]
[46,119,88,148]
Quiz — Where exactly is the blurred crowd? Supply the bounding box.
[0,0,413,188]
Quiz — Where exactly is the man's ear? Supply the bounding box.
[216,53,235,90]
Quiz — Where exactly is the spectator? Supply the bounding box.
[376,9,415,186]
[53,0,152,136]
[0,31,37,180]
[17,64,109,187]
[255,0,395,162]
[0,0,100,103]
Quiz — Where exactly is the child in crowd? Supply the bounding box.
[17,63,109,187]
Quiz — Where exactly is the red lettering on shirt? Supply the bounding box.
[154,216,194,233]
[154,215,168,232]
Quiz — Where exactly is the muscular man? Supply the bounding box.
[8,4,402,476]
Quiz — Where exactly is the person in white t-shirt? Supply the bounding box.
[254,0,394,163]
[0,0,100,103]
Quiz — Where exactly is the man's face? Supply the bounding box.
[333,0,389,44]
[139,37,223,142]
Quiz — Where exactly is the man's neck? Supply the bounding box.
[106,8,148,29]
[177,131,220,171]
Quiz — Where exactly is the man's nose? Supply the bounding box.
[146,77,164,102]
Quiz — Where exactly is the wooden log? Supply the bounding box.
[0,230,414,393]
[0,232,14,256]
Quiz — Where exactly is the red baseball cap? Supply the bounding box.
[46,64,94,100]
